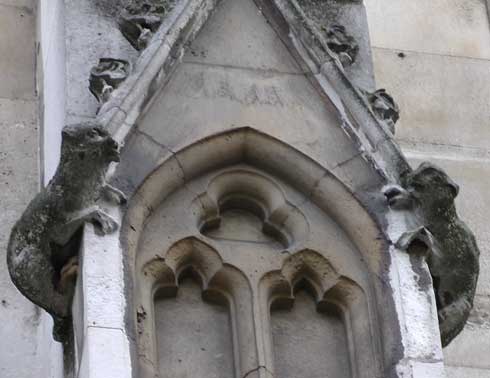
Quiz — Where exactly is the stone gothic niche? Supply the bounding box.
[123,136,385,378]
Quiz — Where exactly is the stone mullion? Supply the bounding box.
[226,277,268,378]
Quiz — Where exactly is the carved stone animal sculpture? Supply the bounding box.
[7,123,125,340]
[385,163,480,346]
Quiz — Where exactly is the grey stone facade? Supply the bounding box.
[0,0,488,377]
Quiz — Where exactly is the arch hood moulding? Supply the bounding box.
[7,0,480,378]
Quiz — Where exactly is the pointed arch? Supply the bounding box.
[119,127,393,378]
[259,249,381,378]
[122,127,388,275]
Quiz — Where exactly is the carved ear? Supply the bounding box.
[447,178,460,198]
[61,128,76,139]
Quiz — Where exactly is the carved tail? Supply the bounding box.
[439,296,472,347]
[7,224,71,320]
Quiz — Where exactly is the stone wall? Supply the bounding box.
[0,1,42,377]
[0,1,488,377]
[365,1,490,377]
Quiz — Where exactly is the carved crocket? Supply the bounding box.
[323,24,359,67]
[7,123,125,340]
[384,163,480,346]
[118,0,174,50]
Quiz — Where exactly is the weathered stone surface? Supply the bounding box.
[373,48,490,150]
[0,5,35,99]
[139,62,360,173]
[323,24,359,67]
[118,0,177,50]
[386,162,480,346]
[182,0,303,73]
[365,0,490,60]
[89,58,131,103]
[39,0,65,182]
[65,0,138,119]
[7,123,123,340]
[365,88,399,134]
[443,295,490,369]
[0,0,34,9]
[78,326,132,378]
[407,158,490,297]
[446,366,490,378]
[129,162,384,377]
[0,98,42,378]
[294,0,376,90]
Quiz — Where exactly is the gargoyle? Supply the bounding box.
[7,123,125,341]
[89,58,131,103]
[118,0,174,50]
[366,89,399,134]
[322,24,359,67]
[384,163,480,346]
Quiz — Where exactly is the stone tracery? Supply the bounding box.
[123,133,386,377]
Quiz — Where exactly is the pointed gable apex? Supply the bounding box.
[98,0,410,184]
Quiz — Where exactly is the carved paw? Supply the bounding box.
[103,184,127,204]
[91,211,119,234]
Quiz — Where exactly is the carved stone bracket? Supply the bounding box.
[118,0,176,50]
[366,89,400,134]
[89,58,131,103]
[384,162,480,347]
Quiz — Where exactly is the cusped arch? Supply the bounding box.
[259,249,381,378]
[195,169,309,247]
[137,236,253,377]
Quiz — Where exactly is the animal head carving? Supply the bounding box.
[61,123,120,165]
[405,163,459,209]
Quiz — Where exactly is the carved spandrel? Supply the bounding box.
[89,58,131,103]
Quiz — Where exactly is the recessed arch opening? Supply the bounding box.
[122,128,388,378]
